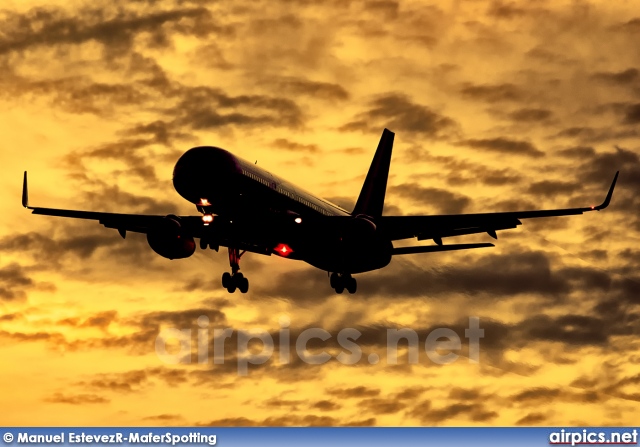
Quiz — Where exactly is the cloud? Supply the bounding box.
[339,93,457,138]
[508,108,553,122]
[456,138,545,158]
[359,397,406,415]
[198,414,375,427]
[515,412,547,425]
[44,392,109,405]
[271,139,319,153]
[0,263,54,301]
[460,83,524,103]
[592,68,639,85]
[388,184,470,213]
[0,5,220,58]
[408,401,498,423]
[274,77,349,101]
[526,180,580,197]
[311,400,341,411]
[326,386,380,398]
[168,86,305,131]
[623,104,640,124]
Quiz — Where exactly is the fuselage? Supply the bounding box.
[171,146,393,274]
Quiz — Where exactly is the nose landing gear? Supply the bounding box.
[329,272,357,294]
[222,247,249,293]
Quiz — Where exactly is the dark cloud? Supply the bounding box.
[0,6,220,58]
[515,412,547,425]
[592,68,639,85]
[460,83,523,103]
[0,263,35,301]
[274,77,349,101]
[623,104,640,124]
[58,311,118,331]
[508,108,553,122]
[510,387,601,404]
[271,139,319,153]
[553,126,639,143]
[558,146,596,158]
[359,397,406,415]
[311,400,341,411]
[198,414,375,427]
[260,249,574,303]
[412,152,523,187]
[168,86,304,130]
[78,367,190,394]
[487,2,529,19]
[456,138,544,158]
[522,315,608,346]
[0,263,54,301]
[339,93,457,138]
[121,120,193,147]
[327,386,380,399]
[81,184,181,215]
[65,139,163,182]
[44,392,109,405]
[526,180,579,197]
[388,184,470,214]
[143,414,184,422]
[363,1,400,19]
[408,401,498,423]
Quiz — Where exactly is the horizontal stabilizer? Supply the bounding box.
[392,243,494,255]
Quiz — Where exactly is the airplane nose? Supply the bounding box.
[173,146,241,204]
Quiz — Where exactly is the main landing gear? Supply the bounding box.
[222,247,249,293]
[329,272,357,294]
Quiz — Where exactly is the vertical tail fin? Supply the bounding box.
[352,128,394,218]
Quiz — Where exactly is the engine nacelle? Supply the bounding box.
[146,215,196,260]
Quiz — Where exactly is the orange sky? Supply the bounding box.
[0,0,639,426]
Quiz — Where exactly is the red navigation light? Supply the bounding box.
[202,214,214,225]
[274,243,293,257]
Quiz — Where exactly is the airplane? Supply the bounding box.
[22,128,619,294]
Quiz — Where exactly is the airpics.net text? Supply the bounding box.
[155,316,485,376]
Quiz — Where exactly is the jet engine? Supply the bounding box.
[146,215,196,260]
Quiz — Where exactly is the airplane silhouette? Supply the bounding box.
[22,129,618,294]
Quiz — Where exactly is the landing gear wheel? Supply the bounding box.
[346,277,357,294]
[222,272,231,288]
[226,283,237,293]
[330,273,357,294]
[238,277,249,293]
[330,272,339,288]
[200,239,207,250]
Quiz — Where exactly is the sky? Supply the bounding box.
[0,0,639,427]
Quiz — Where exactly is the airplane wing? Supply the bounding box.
[379,172,619,242]
[21,172,274,255]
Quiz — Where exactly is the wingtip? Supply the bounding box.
[595,171,618,210]
[22,171,29,208]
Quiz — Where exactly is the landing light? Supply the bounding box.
[200,198,210,206]
[202,214,214,225]
[294,217,302,224]
[274,243,293,257]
